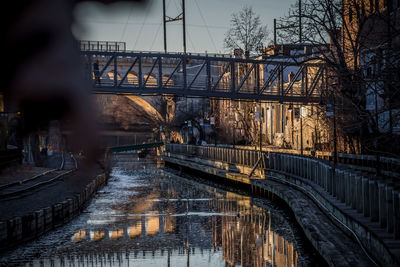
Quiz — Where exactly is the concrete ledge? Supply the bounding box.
[163,153,379,267]
[0,173,108,251]
[261,169,399,267]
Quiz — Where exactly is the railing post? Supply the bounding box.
[362,177,370,217]
[355,175,362,212]
[386,186,394,233]
[370,179,379,222]
[393,190,400,239]
[378,182,387,228]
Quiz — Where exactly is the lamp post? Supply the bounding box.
[321,93,338,164]
[300,105,303,155]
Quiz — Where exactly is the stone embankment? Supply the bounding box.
[164,144,400,267]
[0,162,109,251]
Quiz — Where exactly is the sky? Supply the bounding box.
[73,0,297,54]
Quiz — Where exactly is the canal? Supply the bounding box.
[1,154,325,266]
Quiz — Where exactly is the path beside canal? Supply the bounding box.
[0,156,109,251]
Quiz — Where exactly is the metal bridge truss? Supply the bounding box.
[82,51,327,103]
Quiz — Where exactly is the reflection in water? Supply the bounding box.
[0,154,322,266]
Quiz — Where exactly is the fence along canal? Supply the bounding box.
[165,143,400,266]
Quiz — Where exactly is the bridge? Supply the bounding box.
[81,50,327,104]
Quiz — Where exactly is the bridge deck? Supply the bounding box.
[82,51,326,103]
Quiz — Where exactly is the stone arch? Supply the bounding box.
[107,70,121,81]
[124,95,164,122]
[144,73,157,86]
[127,71,138,85]
[162,75,174,86]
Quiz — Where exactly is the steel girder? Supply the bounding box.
[82,51,325,104]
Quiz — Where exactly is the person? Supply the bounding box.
[93,61,101,85]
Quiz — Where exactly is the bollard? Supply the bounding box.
[343,172,351,206]
[21,214,36,240]
[386,186,394,233]
[334,169,341,201]
[0,221,6,247]
[316,162,321,186]
[296,157,300,176]
[52,203,63,227]
[350,174,356,209]
[362,178,370,217]
[305,158,310,179]
[312,160,317,184]
[324,165,330,191]
[44,207,52,231]
[331,167,337,197]
[369,180,378,222]
[393,190,400,239]
[378,183,387,228]
[327,166,333,194]
[355,176,362,213]
[7,217,22,243]
[35,210,45,236]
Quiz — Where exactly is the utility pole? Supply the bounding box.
[182,0,187,54]
[333,94,338,165]
[300,106,303,155]
[273,0,302,44]
[299,0,302,43]
[163,0,167,53]
[273,19,277,46]
[162,0,186,54]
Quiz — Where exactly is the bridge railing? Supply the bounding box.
[165,143,400,239]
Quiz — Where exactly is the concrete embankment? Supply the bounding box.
[163,149,399,267]
[0,165,109,251]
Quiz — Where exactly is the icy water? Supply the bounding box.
[0,154,324,266]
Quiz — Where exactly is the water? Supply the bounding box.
[0,154,324,266]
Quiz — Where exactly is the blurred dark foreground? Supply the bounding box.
[1,0,146,170]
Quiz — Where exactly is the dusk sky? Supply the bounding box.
[73,0,297,54]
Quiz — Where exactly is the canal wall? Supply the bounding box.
[0,172,109,252]
[164,144,400,267]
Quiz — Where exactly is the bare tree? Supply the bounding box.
[280,0,400,158]
[224,6,269,57]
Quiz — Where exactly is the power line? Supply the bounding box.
[119,5,134,42]
[186,30,197,52]
[133,0,155,50]
[150,23,163,51]
[79,19,228,30]
[193,0,218,52]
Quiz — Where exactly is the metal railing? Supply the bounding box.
[81,50,325,103]
[165,143,267,169]
[79,40,126,52]
[165,143,400,240]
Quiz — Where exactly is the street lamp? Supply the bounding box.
[320,94,338,164]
